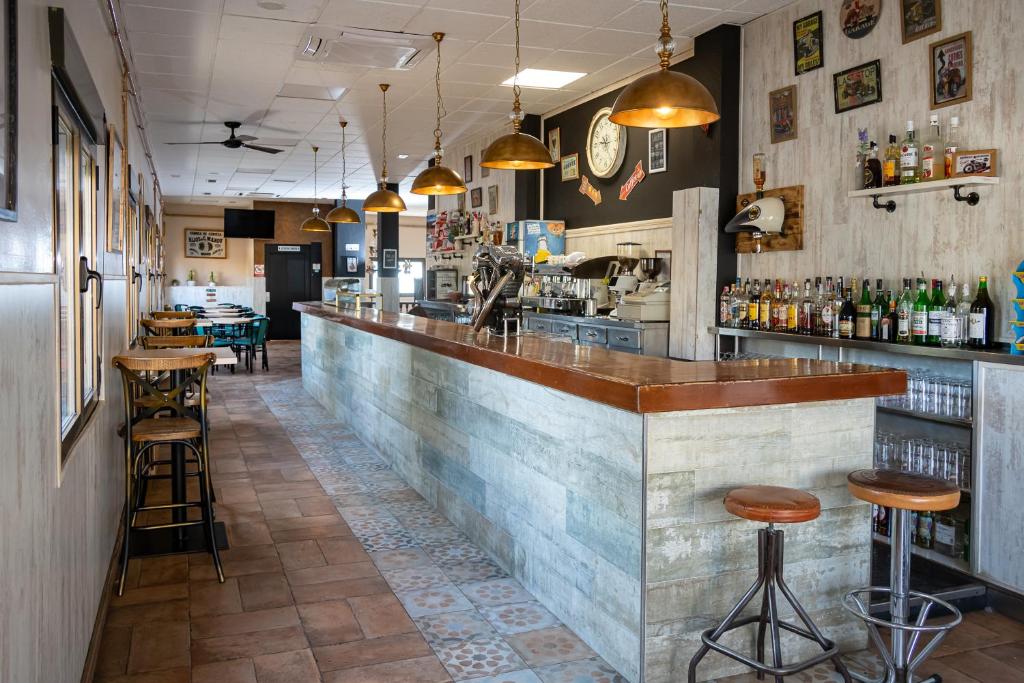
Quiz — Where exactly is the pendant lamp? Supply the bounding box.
[364,83,407,212]
[480,0,553,170]
[325,118,361,223]
[609,0,720,128]
[300,145,331,232]
[412,33,467,195]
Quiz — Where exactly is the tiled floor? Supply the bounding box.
[94,341,1024,683]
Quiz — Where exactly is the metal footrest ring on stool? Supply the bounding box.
[842,587,961,683]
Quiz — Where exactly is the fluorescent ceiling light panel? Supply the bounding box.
[501,68,586,89]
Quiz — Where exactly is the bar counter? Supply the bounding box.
[295,302,905,682]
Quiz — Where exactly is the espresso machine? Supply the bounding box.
[608,242,641,313]
[618,257,670,321]
[468,244,526,335]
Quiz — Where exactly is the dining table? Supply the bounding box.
[195,317,256,326]
[119,346,237,557]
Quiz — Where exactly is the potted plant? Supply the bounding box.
[208,271,216,286]
[186,269,196,287]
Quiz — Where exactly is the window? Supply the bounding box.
[369,258,425,300]
[54,82,101,456]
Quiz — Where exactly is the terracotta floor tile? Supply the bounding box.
[276,539,327,570]
[107,599,190,628]
[322,655,452,683]
[935,648,1023,681]
[978,640,1024,668]
[96,625,132,677]
[190,578,243,618]
[349,593,417,639]
[266,513,343,531]
[271,524,354,543]
[191,626,309,665]
[297,600,364,646]
[317,538,371,566]
[210,502,266,525]
[286,561,379,586]
[248,470,287,485]
[260,499,302,520]
[227,521,274,547]
[95,668,191,683]
[296,496,336,516]
[290,577,391,605]
[237,572,294,611]
[280,467,317,482]
[190,557,283,582]
[313,632,432,672]
[139,556,189,587]
[252,648,321,682]
[127,622,190,673]
[192,658,258,683]
[192,605,300,639]
[112,583,189,608]
[213,544,280,564]
[216,485,259,505]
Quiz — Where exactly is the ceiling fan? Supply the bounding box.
[164,121,282,154]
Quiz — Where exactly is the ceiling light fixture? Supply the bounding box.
[609,0,720,128]
[325,118,361,224]
[364,84,407,212]
[300,145,331,232]
[411,32,467,196]
[501,68,586,89]
[397,154,409,159]
[480,0,554,170]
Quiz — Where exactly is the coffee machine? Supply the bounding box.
[469,244,526,335]
[608,242,641,312]
[618,257,670,321]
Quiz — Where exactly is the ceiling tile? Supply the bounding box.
[318,0,425,30]
[124,5,220,36]
[403,8,508,40]
[524,0,640,27]
[610,3,718,34]
[222,0,327,22]
[219,15,308,46]
[484,19,590,49]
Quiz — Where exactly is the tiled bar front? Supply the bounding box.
[300,312,876,681]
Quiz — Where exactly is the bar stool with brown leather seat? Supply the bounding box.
[842,470,962,683]
[142,317,196,336]
[688,485,852,683]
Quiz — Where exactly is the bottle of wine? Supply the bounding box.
[880,298,896,342]
[927,279,946,346]
[968,276,996,348]
[896,279,914,344]
[864,142,883,189]
[839,286,856,339]
[856,278,873,339]
[911,279,930,345]
[941,279,960,348]
[871,279,886,339]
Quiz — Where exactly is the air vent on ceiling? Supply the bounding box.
[246,192,276,197]
[296,27,432,70]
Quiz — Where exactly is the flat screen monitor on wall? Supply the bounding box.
[224,208,276,239]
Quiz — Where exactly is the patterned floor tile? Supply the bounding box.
[531,657,626,683]
[398,510,454,529]
[460,579,535,608]
[410,525,470,547]
[436,636,527,680]
[356,529,419,551]
[439,558,509,584]
[375,488,427,504]
[397,585,475,618]
[426,541,493,566]
[345,515,404,536]
[369,548,435,571]
[478,602,561,636]
[414,610,498,649]
[382,565,453,592]
[506,627,595,667]
[462,670,543,683]
[385,500,437,518]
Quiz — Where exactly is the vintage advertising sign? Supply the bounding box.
[184,229,226,258]
[618,161,646,201]
[579,176,602,205]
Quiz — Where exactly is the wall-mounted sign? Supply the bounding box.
[345,243,359,252]
[254,264,265,277]
[278,245,301,252]
[382,248,398,270]
[579,176,602,206]
[185,229,226,258]
[840,0,880,39]
[619,161,646,201]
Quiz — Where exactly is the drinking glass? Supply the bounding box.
[944,447,960,486]
[958,449,972,490]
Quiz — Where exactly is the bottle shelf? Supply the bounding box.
[872,532,970,573]
[875,404,972,428]
[849,177,999,212]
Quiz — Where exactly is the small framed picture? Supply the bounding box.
[547,127,560,163]
[840,0,880,39]
[560,152,579,182]
[952,149,996,177]
[769,85,797,143]
[833,60,882,113]
[901,0,941,43]
[382,248,398,270]
[930,31,971,110]
[464,155,473,183]
[480,150,490,178]
[470,187,483,208]
[648,128,667,173]
[793,11,824,75]
[487,185,499,215]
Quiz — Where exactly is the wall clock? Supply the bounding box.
[586,107,627,179]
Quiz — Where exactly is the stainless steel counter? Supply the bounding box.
[524,311,669,356]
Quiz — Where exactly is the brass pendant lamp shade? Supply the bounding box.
[364,83,407,212]
[325,118,361,223]
[480,0,553,170]
[300,145,332,232]
[412,33,467,196]
[609,0,720,128]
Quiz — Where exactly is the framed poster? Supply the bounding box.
[463,154,473,183]
[930,31,971,109]
[769,85,798,143]
[560,152,579,181]
[833,60,882,113]
[793,11,824,75]
[487,185,498,215]
[648,128,667,173]
[547,127,560,163]
[382,248,398,270]
[184,229,226,258]
[0,0,17,222]
[840,0,880,39]
[470,187,483,208]
[952,149,996,177]
[106,124,124,253]
[901,0,941,43]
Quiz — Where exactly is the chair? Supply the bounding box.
[142,318,197,336]
[150,310,196,320]
[239,318,270,372]
[111,351,224,594]
[210,322,251,374]
[173,304,190,312]
[140,334,213,349]
[688,485,851,682]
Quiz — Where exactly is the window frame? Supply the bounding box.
[369,257,425,300]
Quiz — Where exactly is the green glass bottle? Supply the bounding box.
[968,276,996,348]
[871,278,886,339]
[911,279,930,345]
[855,278,873,339]
[927,279,946,346]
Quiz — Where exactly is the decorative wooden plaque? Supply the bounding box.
[734,184,804,253]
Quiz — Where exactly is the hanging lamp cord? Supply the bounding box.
[658,0,674,69]
[433,33,446,159]
[340,120,348,204]
[380,84,390,185]
[511,0,523,132]
[312,146,319,211]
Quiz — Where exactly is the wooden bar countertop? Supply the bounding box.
[295,302,906,414]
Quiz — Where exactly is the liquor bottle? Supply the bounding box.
[957,282,972,347]
[944,116,960,179]
[855,278,873,339]
[853,128,868,191]
[814,277,825,335]
[877,505,889,537]
[899,121,921,185]
[927,279,946,346]
[772,280,785,331]
[968,276,996,348]
[748,279,760,330]
[917,510,934,549]
[871,279,886,339]
[787,281,799,332]
[838,287,856,339]
[833,277,845,338]
[911,279,930,345]
[719,285,732,326]
[883,134,900,187]
[800,279,814,335]
[863,142,883,189]
[880,298,896,342]
[759,280,773,331]
[729,279,741,328]
[941,278,961,347]
[921,114,946,180]
[895,279,914,344]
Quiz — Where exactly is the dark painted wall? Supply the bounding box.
[332,199,366,277]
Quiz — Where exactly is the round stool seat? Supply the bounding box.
[724,485,821,524]
[847,469,959,512]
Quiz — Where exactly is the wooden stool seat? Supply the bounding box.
[724,485,821,524]
[130,417,202,442]
[847,469,959,512]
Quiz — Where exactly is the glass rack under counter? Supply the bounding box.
[712,326,1024,602]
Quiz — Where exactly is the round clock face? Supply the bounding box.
[586,107,627,179]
